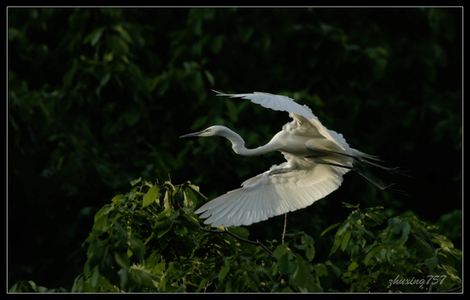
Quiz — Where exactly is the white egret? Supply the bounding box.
[181,90,392,228]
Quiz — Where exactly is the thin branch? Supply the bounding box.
[282,213,287,245]
[200,227,273,257]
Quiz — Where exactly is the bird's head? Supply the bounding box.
[179,125,227,138]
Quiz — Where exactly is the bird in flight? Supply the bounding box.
[181,90,393,228]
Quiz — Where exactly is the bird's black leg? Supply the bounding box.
[306,148,357,160]
[308,148,400,173]
[311,158,396,191]
[310,158,355,170]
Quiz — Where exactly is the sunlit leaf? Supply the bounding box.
[143,185,159,208]
[130,177,142,186]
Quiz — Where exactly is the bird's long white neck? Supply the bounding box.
[218,127,277,156]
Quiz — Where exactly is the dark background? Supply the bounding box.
[8,8,462,289]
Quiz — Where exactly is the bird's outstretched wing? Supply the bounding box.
[214,90,317,120]
[194,157,347,227]
[214,90,348,151]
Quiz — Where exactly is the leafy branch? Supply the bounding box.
[200,227,274,257]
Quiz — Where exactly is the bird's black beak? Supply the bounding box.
[179,131,203,138]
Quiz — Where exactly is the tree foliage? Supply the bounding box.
[10,180,461,292]
[8,8,461,292]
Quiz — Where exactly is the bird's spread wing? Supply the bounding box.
[214,90,317,120]
[214,90,348,151]
[194,156,347,227]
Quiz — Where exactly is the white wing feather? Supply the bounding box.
[214,90,316,120]
[195,158,348,227]
[214,90,348,151]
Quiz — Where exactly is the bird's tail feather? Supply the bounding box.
[306,148,406,192]
[351,149,385,162]
[311,158,394,191]
[353,160,395,191]
[352,149,410,178]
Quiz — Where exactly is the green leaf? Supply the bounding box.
[183,190,196,208]
[273,245,296,274]
[432,234,454,250]
[218,260,230,282]
[175,225,188,236]
[424,256,439,270]
[225,100,239,123]
[241,28,254,42]
[129,267,155,288]
[440,264,461,282]
[301,234,315,261]
[96,73,111,95]
[273,244,289,259]
[118,268,129,290]
[143,185,159,208]
[291,257,321,292]
[330,235,342,256]
[164,181,175,191]
[115,252,130,269]
[104,52,114,62]
[111,194,125,204]
[313,263,328,277]
[63,59,78,88]
[325,260,342,277]
[400,221,411,242]
[321,222,341,236]
[16,283,57,293]
[191,116,209,131]
[336,222,350,236]
[187,183,200,192]
[340,230,352,252]
[182,212,201,227]
[93,204,113,231]
[348,261,359,272]
[130,177,141,186]
[113,25,132,43]
[91,266,100,288]
[154,212,175,238]
[227,227,249,239]
[197,278,209,292]
[107,35,129,56]
[211,35,224,53]
[204,70,215,86]
[342,202,360,209]
[364,245,381,266]
[163,190,172,211]
[365,210,386,225]
[85,27,104,46]
[130,237,145,260]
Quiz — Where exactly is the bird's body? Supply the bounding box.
[181,91,387,227]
